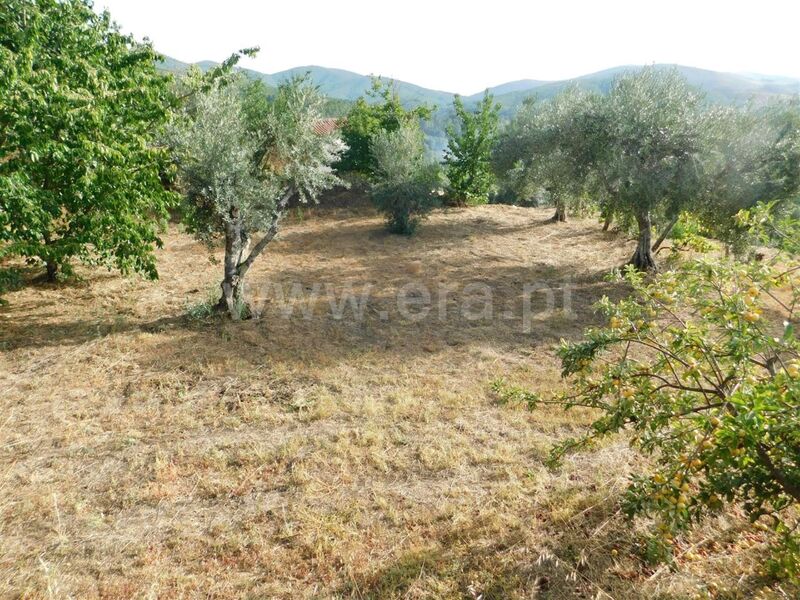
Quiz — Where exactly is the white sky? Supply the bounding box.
[97,0,800,95]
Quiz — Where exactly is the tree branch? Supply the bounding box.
[237,187,295,276]
[652,214,680,253]
[757,444,800,503]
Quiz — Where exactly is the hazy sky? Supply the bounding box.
[97,0,800,95]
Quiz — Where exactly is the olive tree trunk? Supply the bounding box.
[629,211,657,271]
[218,207,247,319]
[217,189,294,319]
[551,197,567,222]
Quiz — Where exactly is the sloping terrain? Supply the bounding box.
[0,206,782,598]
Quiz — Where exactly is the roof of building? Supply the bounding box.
[312,118,342,136]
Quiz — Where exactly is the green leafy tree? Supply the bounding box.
[338,78,432,176]
[169,76,345,318]
[492,89,610,221]
[0,0,177,281]
[370,124,441,234]
[497,204,800,579]
[443,91,500,206]
[238,78,273,135]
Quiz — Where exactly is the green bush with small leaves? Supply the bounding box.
[497,205,800,580]
[370,124,442,235]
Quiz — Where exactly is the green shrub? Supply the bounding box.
[370,125,442,235]
[497,205,800,580]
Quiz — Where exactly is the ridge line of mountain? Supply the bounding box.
[158,55,800,108]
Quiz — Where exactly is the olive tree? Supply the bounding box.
[0,0,176,281]
[491,98,539,204]
[170,76,345,318]
[370,123,441,234]
[492,88,609,222]
[539,87,611,222]
[604,68,705,270]
[698,100,800,256]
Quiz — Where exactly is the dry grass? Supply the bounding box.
[0,205,788,598]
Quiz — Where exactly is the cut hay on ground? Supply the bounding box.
[0,206,783,598]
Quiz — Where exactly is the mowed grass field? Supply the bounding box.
[0,205,783,599]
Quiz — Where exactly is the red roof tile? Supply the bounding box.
[312,118,342,135]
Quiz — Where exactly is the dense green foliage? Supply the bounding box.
[169,75,344,318]
[602,68,706,269]
[338,78,432,176]
[493,68,800,267]
[0,0,177,280]
[238,78,272,134]
[443,91,500,206]
[370,124,441,234]
[497,204,800,578]
[493,88,610,220]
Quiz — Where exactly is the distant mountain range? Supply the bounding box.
[158,56,456,107]
[159,56,800,154]
[160,56,800,107]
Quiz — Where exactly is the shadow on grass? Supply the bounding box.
[0,312,191,351]
[1,207,630,362]
[339,491,658,600]
[0,260,625,364]
[273,209,590,258]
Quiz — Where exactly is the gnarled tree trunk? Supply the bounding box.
[216,189,295,319]
[218,207,248,319]
[629,211,657,271]
[551,197,567,222]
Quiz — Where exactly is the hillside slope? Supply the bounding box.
[490,65,800,113]
[158,57,800,155]
[160,56,800,109]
